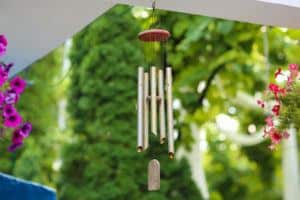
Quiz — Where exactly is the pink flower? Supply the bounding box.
[12,129,24,144]
[289,63,298,71]
[0,92,5,105]
[265,116,274,127]
[10,76,26,94]
[269,83,280,92]
[0,67,8,87]
[0,44,6,57]
[0,35,8,46]
[274,68,282,78]
[8,142,23,152]
[268,83,285,100]
[257,99,265,108]
[269,83,280,99]
[272,104,280,116]
[7,129,25,152]
[259,66,297,150]
[20,122,32,138]
[4,89,19,104]
[270,131,282,144]
[4,112,23,128]
[3,104,17,117]
[3,63,14,73]
[289,64,298,79]
[0,35,8,57]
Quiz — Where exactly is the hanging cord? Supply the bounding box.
[161,42,167,68]
[151,0,166,70]
[150,0,156,29]
[151,0,157,68]
[148,0,157,68]
[150,0,162,29]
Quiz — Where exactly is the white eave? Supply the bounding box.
[1,0,300,75]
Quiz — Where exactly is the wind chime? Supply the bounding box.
[136,0,174,191]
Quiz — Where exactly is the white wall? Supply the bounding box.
[2,0,300,75]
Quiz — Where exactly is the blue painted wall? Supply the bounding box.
[0,173,56,200]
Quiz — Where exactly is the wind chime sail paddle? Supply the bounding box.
[136,0,175,191]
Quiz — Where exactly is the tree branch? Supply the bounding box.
[197,64,225,107]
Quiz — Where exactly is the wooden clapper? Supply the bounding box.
[148,159,160,191]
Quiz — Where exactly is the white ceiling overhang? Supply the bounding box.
[1,0,300,75]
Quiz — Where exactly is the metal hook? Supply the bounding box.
[152,0,156,11]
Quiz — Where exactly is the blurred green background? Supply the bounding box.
[0,4,299,200]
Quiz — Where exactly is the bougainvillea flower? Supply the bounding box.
[3,104,17,117]
[272,104,280,116]
[0,67,8,87]
[0,35,8,57]
[10,76,26,94]
[270,131,282,144]
[8,142,23,152]
[265,116,274,127]
[20,122,32,138]
[4,89,19,104]
[257,99,265,108]
[274,68,282,78]
[4,112,23,128]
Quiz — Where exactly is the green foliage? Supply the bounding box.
[59,5,201,200]
[279,84,300,131]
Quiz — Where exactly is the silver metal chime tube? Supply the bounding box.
[151,67,157,135]
[137,66,174,158]
[158,69,166,144]
[143,72,149,150]
[137,67,144,152]
[166,67,174,159]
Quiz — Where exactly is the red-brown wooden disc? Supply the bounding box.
[138,29,170,42]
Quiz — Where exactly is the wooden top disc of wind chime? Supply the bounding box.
[138,29,170,42]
